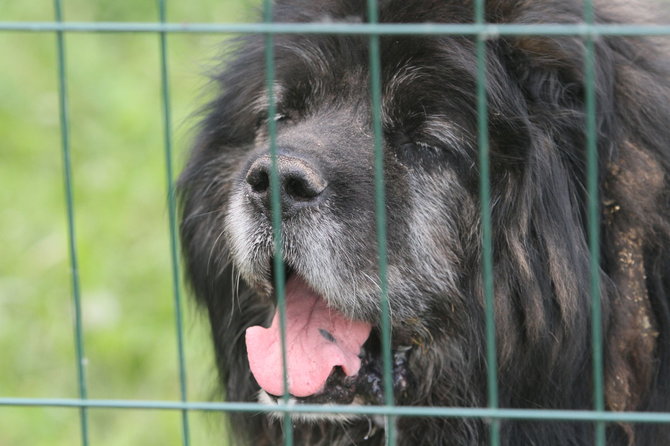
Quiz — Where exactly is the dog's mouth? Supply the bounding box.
[244,266,411,407]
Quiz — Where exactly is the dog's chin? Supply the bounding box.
[257,390,365,423]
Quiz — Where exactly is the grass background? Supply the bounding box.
[0,0,259,444]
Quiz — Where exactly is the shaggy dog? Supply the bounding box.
[179,0,670,444]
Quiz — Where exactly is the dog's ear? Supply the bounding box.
[499,15,670,422]
[497,1,670,158]
[499,20,670,218]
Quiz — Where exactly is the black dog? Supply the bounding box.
[179,1,670,444]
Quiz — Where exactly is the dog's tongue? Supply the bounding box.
[245,275,372,397]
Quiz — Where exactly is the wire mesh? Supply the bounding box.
[2,0,669,445]
[156,1,191,444]
[473,0,500,443]
[365,1,396,445]
[52,0,89,444]
[260,0,295,444]
[581,1,606,445]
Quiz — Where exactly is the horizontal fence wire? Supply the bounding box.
[4,21,670,35]
[2,398,670,423]
[3,4,670,444]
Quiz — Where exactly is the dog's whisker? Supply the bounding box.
[205,228,227,279]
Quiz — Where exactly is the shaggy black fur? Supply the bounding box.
[179,1,670,444]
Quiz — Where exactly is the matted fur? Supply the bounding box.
[179,1,670,444]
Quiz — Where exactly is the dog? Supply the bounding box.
[178,0,670,444]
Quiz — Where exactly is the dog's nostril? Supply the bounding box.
[246,167,270,193]
[285,174,321,201]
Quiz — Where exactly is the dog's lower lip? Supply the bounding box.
[259,335,412,406]
[262,366,360,404]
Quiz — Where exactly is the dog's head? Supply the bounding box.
[181,26,485,409]
[179,0,670,435]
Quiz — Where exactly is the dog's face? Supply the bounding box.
[198,37,483,407]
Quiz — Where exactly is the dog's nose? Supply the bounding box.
[245,154,327,213]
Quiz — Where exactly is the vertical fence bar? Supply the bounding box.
[474,1,500,445]
[156,1,191,445]
[261,1,294,445]
[52,1,89,445]
[582,1,606,444]
[366,1,396,445]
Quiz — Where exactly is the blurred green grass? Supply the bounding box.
[0,1,258,444]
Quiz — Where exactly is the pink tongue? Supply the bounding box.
[245,275,372,397]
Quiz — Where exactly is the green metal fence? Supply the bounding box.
[2,0,670,445]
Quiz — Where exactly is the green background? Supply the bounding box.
[0,1,259,444]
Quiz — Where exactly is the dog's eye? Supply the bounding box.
[398,138,436,154]
[400,142,417,154]
[255,112,291,130]
[395,133,415,150]
[395,136,448,168]
[415,141,440,154]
